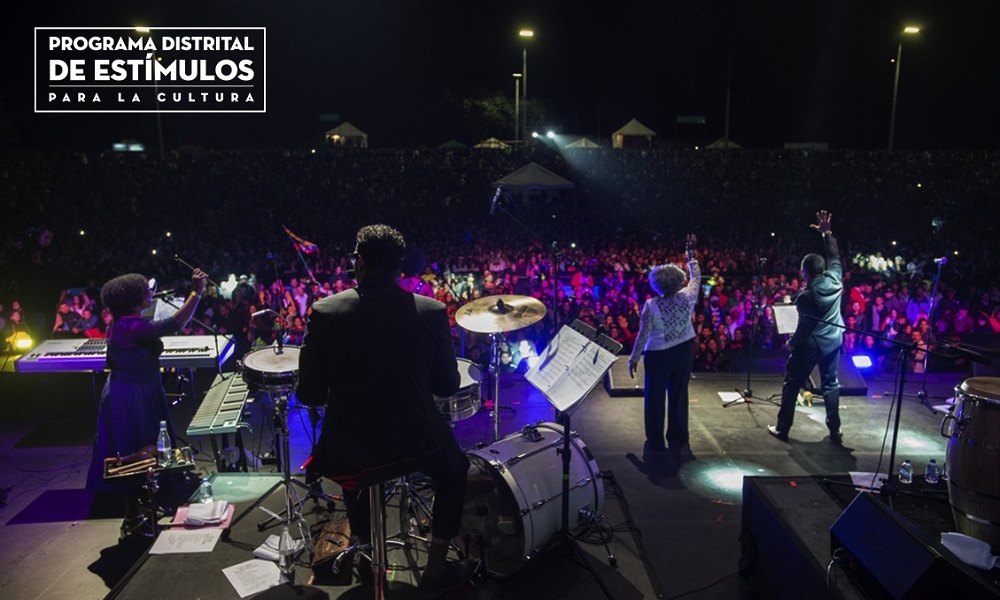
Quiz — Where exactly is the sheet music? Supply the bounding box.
[773,303,799,335]
[526,324,618,413]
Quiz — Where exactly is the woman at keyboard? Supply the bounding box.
[85,268,207,539]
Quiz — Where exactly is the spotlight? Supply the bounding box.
[851,355,874,370]
[531,131,539,138]
[546,131,555,139]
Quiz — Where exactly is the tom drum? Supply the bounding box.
[434,358,483,422]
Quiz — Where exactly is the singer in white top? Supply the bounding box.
[629,234,700,452]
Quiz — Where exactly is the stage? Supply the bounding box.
[1,361,997,599]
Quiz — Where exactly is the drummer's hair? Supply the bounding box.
[356,224,405,274]
[102,273,149,319]
[650,264,686,297]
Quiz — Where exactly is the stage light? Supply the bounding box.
[546,131,555,139]
[166,231,171,237]
[851,355,874,370]
[531,131,540,138]
[152,249,157,255]
[6,331,33,352]
[79,230,85,236]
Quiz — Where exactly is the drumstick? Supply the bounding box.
[174,255,221,288]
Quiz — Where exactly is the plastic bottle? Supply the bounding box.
[899,459,914,485]
[199,478,214,503]
[925,459,940,485]
[278,524,295,578]
[156,421,172,467]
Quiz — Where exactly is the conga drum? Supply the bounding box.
[941,377,1000,551]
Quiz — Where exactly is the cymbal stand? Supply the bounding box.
[488,332,516,441]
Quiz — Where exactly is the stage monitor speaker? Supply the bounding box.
[830,492,1000,600]
[808,353,868,396]
[605,356,643,396]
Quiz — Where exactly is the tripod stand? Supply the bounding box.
[256,394,339,532]
[896,259,949,414]
[725,258,779,407]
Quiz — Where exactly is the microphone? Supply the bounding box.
[939,341,992,366]
[490,186,503,216]
[151,289,175,299]
[934,257,948,265]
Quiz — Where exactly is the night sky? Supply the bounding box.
[3,1,998,151]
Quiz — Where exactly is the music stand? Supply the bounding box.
[524,319,621,599]
[723,303,797,407]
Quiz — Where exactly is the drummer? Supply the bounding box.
[297,224,475,595]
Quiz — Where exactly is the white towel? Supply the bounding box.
[253,534,305,561]
[184,500,230,526]
[941,532,999,570]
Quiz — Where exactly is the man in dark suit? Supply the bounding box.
[769,211,845,443]
[297,224,473,594]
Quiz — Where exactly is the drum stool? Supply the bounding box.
[330,449,443,598]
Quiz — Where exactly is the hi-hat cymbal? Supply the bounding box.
[455,295,547,333]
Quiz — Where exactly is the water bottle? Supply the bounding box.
[925,459,940,485]
[899,459,914,485]
[278,524,295,578]
[156,421,172,467]
[199,478,214,503]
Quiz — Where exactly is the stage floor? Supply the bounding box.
[0,364,970,599]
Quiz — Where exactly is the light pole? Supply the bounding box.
[135,27,165,160]
[888,26,920,152]
[513,73,522,143]
[519,29,533,143]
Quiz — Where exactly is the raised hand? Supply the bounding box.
[810,211,832,235]
[685,234,697,259]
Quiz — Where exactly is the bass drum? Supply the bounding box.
[942,376,1000,551]
[239,346,301,391]
[456,422,604,577]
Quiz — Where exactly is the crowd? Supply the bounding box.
[3,145,1000,374]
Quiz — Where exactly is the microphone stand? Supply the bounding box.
[489,188,576,331]
[725,257,777,407]
[897,259,948,414]
[802,315,991,495]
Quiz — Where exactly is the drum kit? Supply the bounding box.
[233,294,609,579]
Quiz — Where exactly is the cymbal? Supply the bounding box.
[455,295,547,333]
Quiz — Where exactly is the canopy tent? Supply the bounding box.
[324,122,368,148]
[612,118,656,149]
[437,139,468,149]
[565,137,601,148]
[492,162,577,211]
[473,137,511,150]
[706,137,742,149]
[493,162,576,191]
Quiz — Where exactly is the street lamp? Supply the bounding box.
[519,29,533,143]
[135,27,165,160]
[888,26,920,152]
[512,73,522,143]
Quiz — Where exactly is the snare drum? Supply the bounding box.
[456,422,604,577]
[434,358,483,421]
[239,346,301,391]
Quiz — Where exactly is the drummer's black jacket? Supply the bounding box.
[297,277,460,475]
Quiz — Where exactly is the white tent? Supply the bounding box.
[473,137,511,150]
[565,137,601,149]
[324,122,368,148]
[706,138,742,149]
[612,118,656,149]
